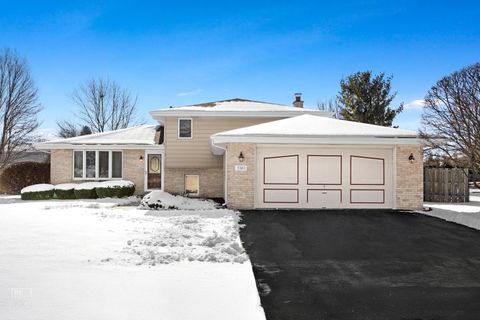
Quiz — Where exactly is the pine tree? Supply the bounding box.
[338,71,403,126]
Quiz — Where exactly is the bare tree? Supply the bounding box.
[317,98,342,119]
[420,62,480,185]
[56,120,79,138]
[0,49,41,170]
[72,78,138,133]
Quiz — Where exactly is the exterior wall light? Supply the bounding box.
[238,152,245,162]
[139,155,144,161]
[408,153,415,163]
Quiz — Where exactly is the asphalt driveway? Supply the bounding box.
[240,210,480,320]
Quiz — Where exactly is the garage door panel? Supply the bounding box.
[307,189,342,206]
[256,147,393,209]
[263,188,299,203]
[307,155,342,185]
[350,189,385,204]
[264,155,299,185]
[350,156,385,185]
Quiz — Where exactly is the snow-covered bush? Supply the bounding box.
[74,182,98,199]
[54,183,77,199]
[21,184,55,200]
[95,180,135,198]
[140,191,218,210]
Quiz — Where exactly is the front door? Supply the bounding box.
[147,153,162,190]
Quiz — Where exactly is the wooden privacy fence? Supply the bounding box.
[424,167,469,202]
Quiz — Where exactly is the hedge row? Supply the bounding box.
[21,181,136,200]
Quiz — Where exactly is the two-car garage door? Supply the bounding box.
[255,146,394,209]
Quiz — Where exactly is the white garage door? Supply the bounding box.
[255,146,394,209]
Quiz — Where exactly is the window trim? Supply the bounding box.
[184,174,200,196]
[72,150,123,180]
[178,118,193,139]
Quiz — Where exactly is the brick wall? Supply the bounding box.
[50,149,145,195]
[50,149,73,185]
[123,150,145,194]
[225,143,256,209]
[395,145,423,210]
[164,167,223,198]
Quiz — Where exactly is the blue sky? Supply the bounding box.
[1,1,479,134]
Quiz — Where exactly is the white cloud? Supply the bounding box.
[404,99,426,110]
[176,89,203,97]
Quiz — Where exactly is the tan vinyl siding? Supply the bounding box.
[164,117,281,168]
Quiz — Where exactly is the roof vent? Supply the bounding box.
[293,93,303,108]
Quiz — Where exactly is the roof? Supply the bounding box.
[211,114,421,149]
[150,98,330,119]
[36,125,163,150]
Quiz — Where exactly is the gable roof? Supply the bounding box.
[36,125,162,150]
[211,114,421,147]
[150,98,330,119]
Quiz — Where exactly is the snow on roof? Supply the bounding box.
[150,98,328,117]
[37,125,160,147]
[213,114,418,138]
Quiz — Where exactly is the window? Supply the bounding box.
[178,118,192,139]
[112,152,122,178]
[74,151,83,178]
[185,175,199,196]
[73,151,123,180]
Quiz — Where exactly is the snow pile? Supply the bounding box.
[54,183,77,190]
[98,180,135,188]
[140,191,218,210]
[74,182,100,190]
[20,184,54,193]
[124,209,247,264]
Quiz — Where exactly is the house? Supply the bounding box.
[36,94,423,210]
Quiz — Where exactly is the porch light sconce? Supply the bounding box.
[139,155,144,162]
[238,152,245,162]
[408,153,415,163]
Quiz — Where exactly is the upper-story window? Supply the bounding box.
[178,118,193,139]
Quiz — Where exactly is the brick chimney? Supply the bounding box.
[293,93,303,108]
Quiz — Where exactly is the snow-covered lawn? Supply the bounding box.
[424,190,480,230]
[0,195,265,320]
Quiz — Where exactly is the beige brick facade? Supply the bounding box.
[395,145,424,210]
[123,150,146,194]
[50,149,146,195]
[164,167,223,198]
[225,143,256,209]
[50,149,73,185]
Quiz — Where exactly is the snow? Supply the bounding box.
[424,191,480,230]
[140,190,218,210]
[98,180,135,188]
[0,195,264,320]
[20,184,54,193]
[213,114,418,138]
[173,99,310,112]
[54,183,77,190]
[36,125,160,148]
[74,182,101,190]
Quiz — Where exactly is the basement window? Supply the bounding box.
[185,175,199,196]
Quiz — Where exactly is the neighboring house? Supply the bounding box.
[36,95,423,210]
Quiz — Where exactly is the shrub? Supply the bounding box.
[54,184,77,199]
[21,184,54,200]
[74,182,98,199]
[96,180,135,198]
[0,162,50,194]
